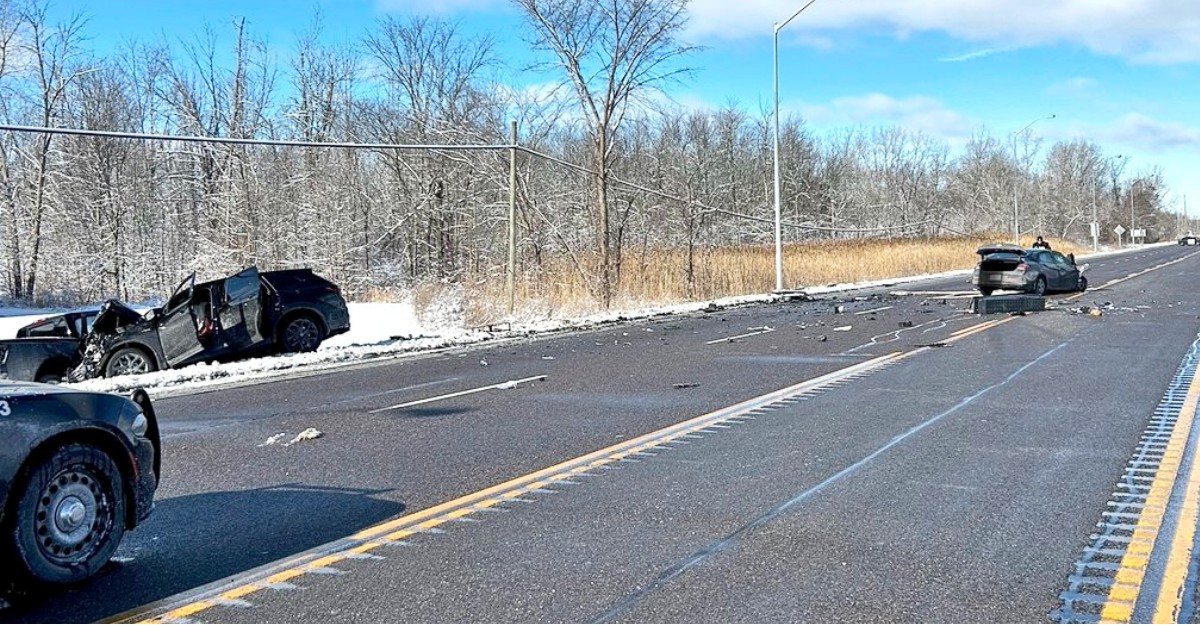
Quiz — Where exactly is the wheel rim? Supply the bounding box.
[285,318,320,351]
[112,351,149,375]
[34,466,112,566]
[1035,279,1046,296]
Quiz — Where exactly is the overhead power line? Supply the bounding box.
[0,123,933,234]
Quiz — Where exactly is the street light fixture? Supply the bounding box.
[772,0,817,292]
[1010,114,1055,245]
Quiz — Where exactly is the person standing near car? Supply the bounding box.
[1032,236,1051,250]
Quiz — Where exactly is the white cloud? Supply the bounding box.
[939,47,1010,63]
[1047,77,1099,98]
[686,0,1200,64]
[799,93,973,138]
[1106,113,1200,149]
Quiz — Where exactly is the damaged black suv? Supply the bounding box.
[71,266,350,379]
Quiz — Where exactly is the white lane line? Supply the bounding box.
[1085,251,1200,293]
[889,290,977,297]
[369,375,547,413]
[705,327,776,345]
[843,317,958,354]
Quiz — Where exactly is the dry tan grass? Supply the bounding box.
[408,235,1086,326]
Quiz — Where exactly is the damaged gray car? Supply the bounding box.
[972,244,1089,297]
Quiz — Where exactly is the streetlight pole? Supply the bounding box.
[1116,155,1133,246]
[1010,114,1054,245]
[1130,179,1137,246]
[772,0,817,292]
[1092,184,1098,252]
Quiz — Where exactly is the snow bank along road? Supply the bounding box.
[4,245,1200,623]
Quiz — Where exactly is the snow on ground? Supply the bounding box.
[0,243,1168,397]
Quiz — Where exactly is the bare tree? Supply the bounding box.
[0,0,26,297]
[16,3,88,298]
[362,15,501,283]
[511,0,696,306]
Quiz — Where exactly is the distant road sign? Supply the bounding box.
[1114,225,1127,236]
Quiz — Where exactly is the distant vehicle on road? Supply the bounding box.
[1179,235,1199,246]
[972,243,1088,297]
[72,266,350,379]
[0,383,159,585]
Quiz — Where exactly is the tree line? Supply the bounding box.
[0,0,1169,306]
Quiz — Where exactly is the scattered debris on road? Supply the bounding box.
[286,428,324,446]
[673,382,700,389]
[856,305,894,316]
[833,325,852,332]
[257,433,287,447]
[898,321,914,328]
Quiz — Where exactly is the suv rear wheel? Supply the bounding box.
[281,315,323,352]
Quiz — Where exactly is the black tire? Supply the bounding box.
[105,347,156,378]
[35,373,63,385]
[5,443,126,584]
[979,288,994,297]
[281,315,324,353]
[1031,277,1047,296]
[1078,276,1088,292]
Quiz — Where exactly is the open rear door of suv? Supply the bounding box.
[218,266,266,352]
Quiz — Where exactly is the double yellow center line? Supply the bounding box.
[110,351,911,624]
[1100,349,1200,623]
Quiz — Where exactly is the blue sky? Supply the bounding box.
[47,0,1200,219]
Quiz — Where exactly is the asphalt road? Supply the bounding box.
[4,244,1200,623]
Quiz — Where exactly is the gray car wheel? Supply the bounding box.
[1031,276,1047,296]
[282,316,323,352]
[7,443,126,584]
[105,347,156,378]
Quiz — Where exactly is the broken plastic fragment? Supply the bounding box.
[285,428,324,446]
[257,433,287,447]
[833,325,852,332]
